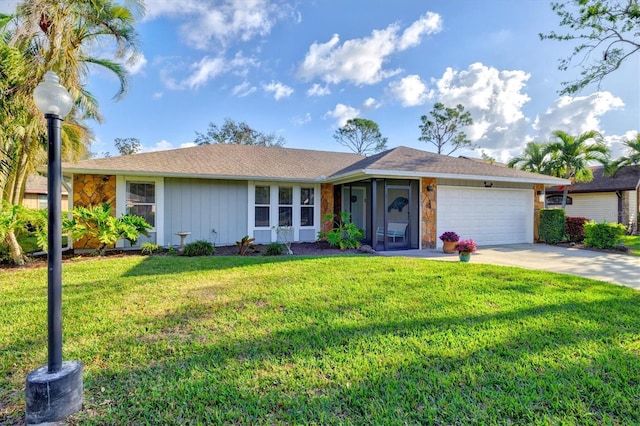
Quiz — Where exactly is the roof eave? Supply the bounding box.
[329,168,570,185]
[62,168,326,183]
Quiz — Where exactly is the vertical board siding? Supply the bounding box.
[164,178,248,247]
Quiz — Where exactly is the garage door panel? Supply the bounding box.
[437,186,533,246]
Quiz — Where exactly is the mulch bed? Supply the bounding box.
[1,242,375,271]
[554,241,630,255]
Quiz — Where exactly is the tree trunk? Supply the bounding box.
[5,230,26,265]
[561,185,569,209]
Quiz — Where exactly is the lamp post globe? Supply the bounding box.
[33,71,73,118]
[25,71,82,425]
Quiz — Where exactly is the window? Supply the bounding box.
[546,195,572,206]
[127,182,155,227]
[278,187,293,226]
[300,187,314,226]
[255,185,270,227]
[38,194,48,210]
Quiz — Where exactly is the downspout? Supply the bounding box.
[616,190,622,225]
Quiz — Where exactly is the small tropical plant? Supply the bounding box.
[457,239,477,253]
[439,231,460,242]
[64,203,152,255]
[183,240,215,257]
[236,235,258,255]
[140,242,162,255]
[318,211,363,250]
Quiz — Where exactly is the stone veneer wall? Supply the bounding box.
[320,183,334,233]
[620,191,630,227]
[533,184,544,242]
[420,177,437,248]
[72,174,116,249]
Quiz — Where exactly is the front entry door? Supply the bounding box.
[343,187,366,239]
[383,186,410,249]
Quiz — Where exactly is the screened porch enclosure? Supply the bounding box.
[338,179,420,251]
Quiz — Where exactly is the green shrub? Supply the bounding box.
[539,209,566,244]
[264,242,285,256]
[566,217,589,242]
[583,221,626,249]
[141,242,162,255]
[182,240,215,257]
[318,211,363,250]
[236,235,258,255]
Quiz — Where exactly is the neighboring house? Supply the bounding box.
[23,174,69,211]
[60,144,567,251]
[546,165,640,233]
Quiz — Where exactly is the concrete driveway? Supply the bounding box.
[380,244,640,291]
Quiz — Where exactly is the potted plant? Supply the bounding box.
[439,231,460,253]
[457,239,477,262]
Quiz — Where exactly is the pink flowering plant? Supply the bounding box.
[439,231,460,242]
[457,239,477,253]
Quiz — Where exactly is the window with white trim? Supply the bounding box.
[278,186,293,226]
[126,182,155,227]
[300,187,314,226]
[255,185,270,227]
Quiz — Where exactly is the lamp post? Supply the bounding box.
[26,71,83,425]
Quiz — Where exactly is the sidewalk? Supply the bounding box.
[380,244,640,291]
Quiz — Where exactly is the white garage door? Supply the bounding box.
[436,186,534,247]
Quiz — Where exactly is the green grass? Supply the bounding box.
[2,255,639,425]
[621,235,640,255]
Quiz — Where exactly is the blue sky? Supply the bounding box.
[5,0,639,161]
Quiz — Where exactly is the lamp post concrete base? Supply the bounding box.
[26,361,83,425]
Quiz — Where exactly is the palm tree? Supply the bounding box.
[607,133,640,176]
[544,130,610,208]
[0,0,143,264]
[507,142,555,174]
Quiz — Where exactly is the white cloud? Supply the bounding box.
[306,83,331,97]
[388,74,432,107]
[532,92,625,139]
[144,0,291,50]
[363,97,381,110]
[298,12,442,85]
[124,52,147,75]
[180,142,197,149]
[291,113,312,126]
[152,92,163,99]
[431,62,532,150]
[183,56,227,89]
[324,104,360,127]
[165,52,258,90]
[262,81,293,100]
[0,0,18,14]
[398,12,442,50]
[232,81,257,97]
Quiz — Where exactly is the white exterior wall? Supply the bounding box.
[564,193,618,223]
[437,186,534,246]
[627,190,638,230]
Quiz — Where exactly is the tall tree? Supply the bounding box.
[544,130,610,208]
[540,0,640,95]
[0,0,143,264]
[419,103,474,156]
[333,118,387,155]
[507,142,556,174]
[195,118,285,147]
[114,137,141,155]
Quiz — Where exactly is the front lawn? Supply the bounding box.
[621,235,640,255]
[1,255,639,425]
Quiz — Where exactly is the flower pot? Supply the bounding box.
[443,241,458,254]
[459,252,471,262]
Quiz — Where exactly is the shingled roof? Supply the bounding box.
[61,144,567,185]
[62,144,364,182]
[546,166,640,194]
[331,146,567,184]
